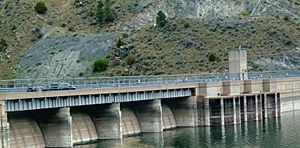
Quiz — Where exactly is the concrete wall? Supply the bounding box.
[263,79,277,92]
[280,91,300,112]
[121,108,141,136]
[35,108,73,147]
[276,78,300,92]
[244,80,263,94]
[223,81,241,95]
[161,104,176,130]
[163,97,198,127]
[134,100,163,133]
[198,82,223,97]
[71,112,98,144]
[8,112,45,148]
[91,103,122,140]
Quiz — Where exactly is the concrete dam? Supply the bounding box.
[0,50,300,147]
[0,77,300,147]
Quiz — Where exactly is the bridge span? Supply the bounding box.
[0,75,300,147]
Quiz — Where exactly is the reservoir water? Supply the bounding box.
[77,111,300,148]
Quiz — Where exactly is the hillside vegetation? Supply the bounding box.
[102,17,300,76]
[0,0,300,79]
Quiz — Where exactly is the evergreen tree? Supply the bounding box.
[34,2,47,14]
[156,11,167,27]
[96,1,115,25]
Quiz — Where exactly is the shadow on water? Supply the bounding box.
[76,111,300,148]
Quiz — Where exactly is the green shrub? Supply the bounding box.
[208,53,216,62]
[242,11,250,17]
[93,58,109,72]
[156,11,167,27]
[34,2,47,14]
[126,54,135,65]
[96,1,116,25]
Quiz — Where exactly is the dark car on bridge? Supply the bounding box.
[42,83,76,91]
[26,85,38,92]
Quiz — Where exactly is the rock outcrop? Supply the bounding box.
[16,34,117,79]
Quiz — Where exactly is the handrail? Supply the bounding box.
[0,71,300,91]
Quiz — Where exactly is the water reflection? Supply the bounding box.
[77,111,300,148]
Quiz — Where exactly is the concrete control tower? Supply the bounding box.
[228,47,248,80]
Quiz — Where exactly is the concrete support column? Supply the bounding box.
[220,98,225,126]
[275,93,279,118]
[37,108,72,147]
[260,94,263,119]
[204,99,210,126]
[233,97,237,125]
[91,103,122,140]
[264,94,268,119]
[0,101,9,148]
[243,96,247,122]
[255,95,259,121]
[172,96,198,127]
[237,98,241,124]
[135,99,162,133]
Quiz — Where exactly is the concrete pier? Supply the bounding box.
[243,96,247,122]
[275,93,280,118]
[0,101,9,148]
[8,112,44,148]
[255,95,259,121]
[121,107,141,136]
[134,100,163,133]
[263,94,268,119]
[233,97,237,124]
[220,98,225,126]
[91,103,122,140]
[204,98,210,126]
[161,104,176,130]
[71,112,98,144]
[36,108,72,147]
[163,97,198,127]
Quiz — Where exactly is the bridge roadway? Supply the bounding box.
[0,83,193,112]
[1,71,299,93]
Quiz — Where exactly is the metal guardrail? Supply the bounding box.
[0,70,300,92]
[0,73,239,89]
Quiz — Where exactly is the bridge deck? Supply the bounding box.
[0,83,198,101]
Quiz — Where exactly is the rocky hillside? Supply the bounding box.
[16,34,117,78]
[0,0,300,79]
[104,17,300,76]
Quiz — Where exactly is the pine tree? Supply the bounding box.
[156,11,167,27]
